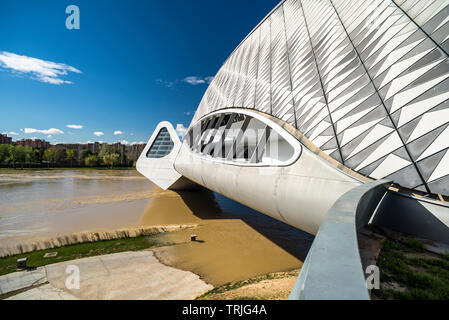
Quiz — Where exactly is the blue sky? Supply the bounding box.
[0,0,278,145]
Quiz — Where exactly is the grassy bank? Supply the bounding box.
[0,235,164,276]
[373,238,449,300]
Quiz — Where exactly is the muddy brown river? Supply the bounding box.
[0,169,313,285]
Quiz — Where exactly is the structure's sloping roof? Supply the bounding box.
[192,0,449,195]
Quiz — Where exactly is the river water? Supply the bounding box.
[0,169,313,284]
[0,169,154,242]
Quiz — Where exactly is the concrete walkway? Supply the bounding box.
[1,250,213,300]
[7,284,78,300]
[0,267,47,295]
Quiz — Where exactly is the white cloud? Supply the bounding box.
[47,135,52,138]
[113,140,148,146]
[8,131,19,136]
[114,130,124,135]
[183,76,213,85]
[156,79,177,88]
[175,124,188,138]
[24,128,64,135]
[157,76,213,87]
[93,131,104,137]
[66,124,83,129]
[40,77,71,85]
[115,140,129,145]
[183,76,205,85]
[0,51,81,85]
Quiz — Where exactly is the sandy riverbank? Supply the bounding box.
[199,269,300,300]
[0,225,196,258]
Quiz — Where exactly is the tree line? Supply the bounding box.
[0,144,139,169]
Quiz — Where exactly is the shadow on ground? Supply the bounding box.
[161,187,313,262]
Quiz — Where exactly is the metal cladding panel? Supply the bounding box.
[191,0,449,196]
[270,6,294,122]
[256,18,272,114]
[395,0,449,52]
[242,28,260,109]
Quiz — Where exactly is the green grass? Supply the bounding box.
[373,238,449,300]
[0,235,162,276]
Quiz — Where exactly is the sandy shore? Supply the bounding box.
[0,225,196,258]
[199,270,300,300]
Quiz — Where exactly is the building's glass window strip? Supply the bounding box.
[212,113,236,158]
[225,115,251,161]
[185,112,296,165]
[146,128,174,158]
[202,114,226,156]
[250,126,271,163]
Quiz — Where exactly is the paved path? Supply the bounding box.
[6,284,78,300]
[1,250,213,300]
[0,268,46,295]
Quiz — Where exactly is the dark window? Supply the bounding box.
[185,112,295,165]
[146,128,174,158]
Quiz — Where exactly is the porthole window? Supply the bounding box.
[184,111,300,166]
[146,128,174,158]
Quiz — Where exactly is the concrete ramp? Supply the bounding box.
[2,251,213,300]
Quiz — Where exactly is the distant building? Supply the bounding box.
[16,139,50,149]
[47,141,146,162]
[127,143,146,156]
[55,143,81,150]
[124,143,146,163]
[111,142,126,152]
[0,134,12,145]
[86,142,101,153]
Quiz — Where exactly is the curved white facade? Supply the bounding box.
[137,0,449,235]
[193,0,449,196]
[134,2,449,298]
[175,109,362,234]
